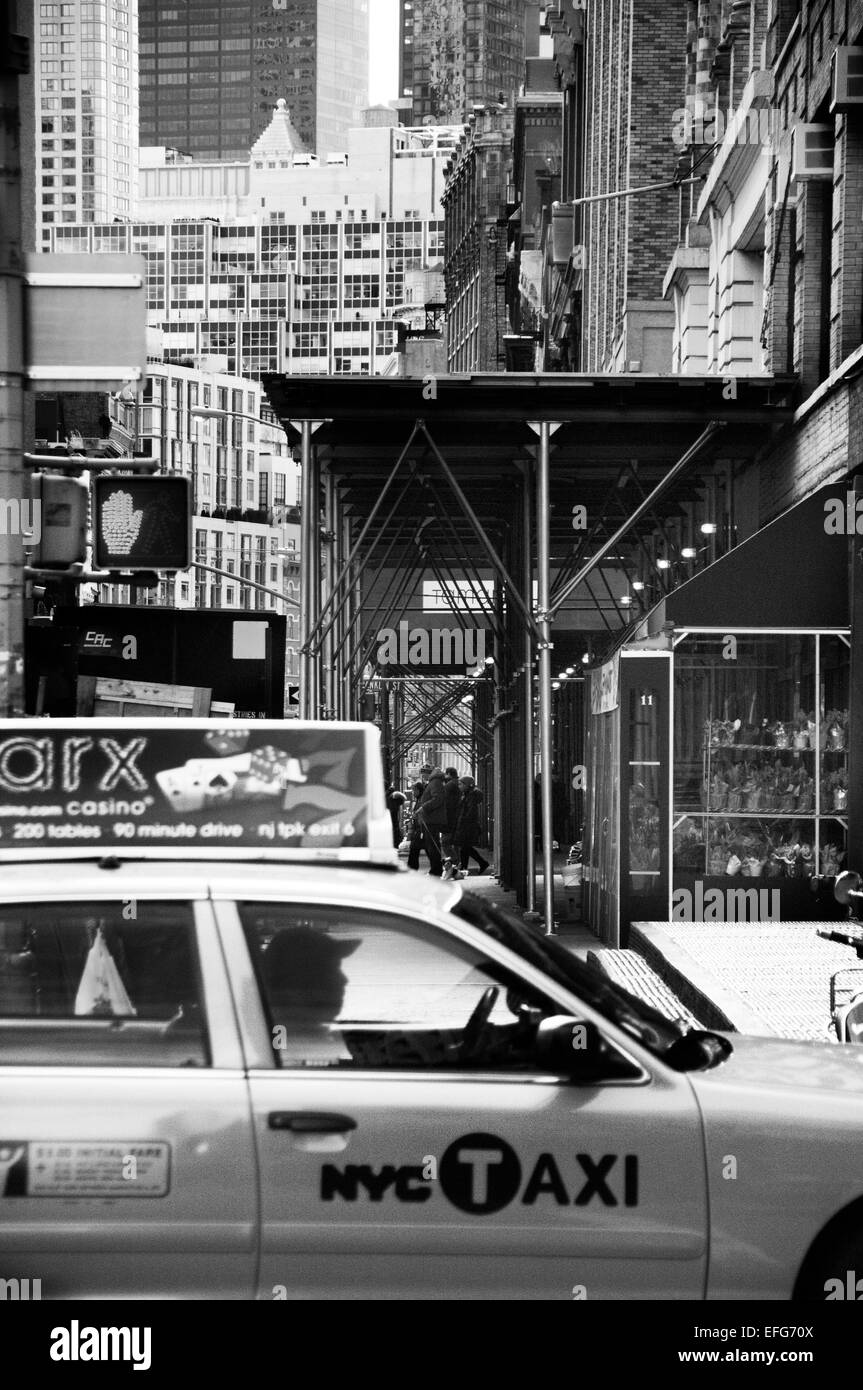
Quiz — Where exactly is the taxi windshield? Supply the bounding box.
[453,892,729,1070]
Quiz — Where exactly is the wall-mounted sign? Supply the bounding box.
[591,655,619,715]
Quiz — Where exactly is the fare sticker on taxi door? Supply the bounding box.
[0,1141,170,1198]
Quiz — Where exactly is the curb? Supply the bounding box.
[630,921,779,1036]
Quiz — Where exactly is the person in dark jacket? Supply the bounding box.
[407,764,432,870]
[440,766,461,864]
[385,785,406,848]
[453,776,489,874]
[412,767,446,876]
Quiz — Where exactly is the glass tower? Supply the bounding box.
[34,0,139,248]
[139,0,368,161]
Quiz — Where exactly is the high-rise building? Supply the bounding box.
[138,0,369,161]
[399,0,525,125]
[50,107,456,378]
[29,0,139,249]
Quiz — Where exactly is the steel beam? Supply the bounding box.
[548,422,725,617]
[310,419,423,645]
[417,422,542,644]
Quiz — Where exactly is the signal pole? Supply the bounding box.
[0,13,28,715]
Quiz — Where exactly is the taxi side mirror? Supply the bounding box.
[535,1016,639,1082]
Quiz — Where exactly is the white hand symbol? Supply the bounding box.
[101,490,143,554]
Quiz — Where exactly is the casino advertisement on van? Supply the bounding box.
[0,721,372,851]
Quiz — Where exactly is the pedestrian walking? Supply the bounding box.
[411,766,447,876]
[406,763,432,870]
[453,776,489,875]
[440,766,461,866]
[385,784,406,848]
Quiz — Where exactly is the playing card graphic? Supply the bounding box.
[155,749,308,813]
[156,760,239,813]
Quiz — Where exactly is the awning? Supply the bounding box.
[656,481,850,630]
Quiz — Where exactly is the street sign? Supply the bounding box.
[92,475,191,572]
[23,253,147,392]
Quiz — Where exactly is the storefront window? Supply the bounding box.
[673,633,849,916]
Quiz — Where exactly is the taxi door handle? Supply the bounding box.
[268,1112,357,1134]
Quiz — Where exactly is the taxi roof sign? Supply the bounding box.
[0,719,395,864]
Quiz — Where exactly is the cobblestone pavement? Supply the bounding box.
[635,920,858,1043]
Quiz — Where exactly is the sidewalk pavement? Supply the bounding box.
[458,863,704,1025]
[415,856,849,1041]
[631,919,851,1042]
[449,858,852,1042]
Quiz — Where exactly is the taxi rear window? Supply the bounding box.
[0,901,208,1068]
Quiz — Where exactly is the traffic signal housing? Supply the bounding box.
[93,475,191,572]
[31,473,89,566]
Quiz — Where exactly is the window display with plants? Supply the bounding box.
[672,632,850,917]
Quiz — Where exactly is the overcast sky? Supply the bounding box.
[368,0,399,104]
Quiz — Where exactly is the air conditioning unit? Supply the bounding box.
[831,46,863,112]
[791,124,833,181]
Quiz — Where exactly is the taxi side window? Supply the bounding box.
[239,904,559,1071]
[0,902,209,1068]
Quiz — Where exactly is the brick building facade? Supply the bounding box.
[441,107,513,370]
[581,0,688,372]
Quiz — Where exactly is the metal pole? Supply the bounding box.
[562,175,703,209]
[352,531,363,717]
[323,468,336,718]
[307,428,321,717]
[536,421,555,934]
[341,515,353,717]
[299,419,313,719]
[332,487,344,720]
[492,577,503,883]
[192,560,299,605]
[0,52,27,716]
[523,467,536,914]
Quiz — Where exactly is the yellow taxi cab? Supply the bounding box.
[0,719,861,1301]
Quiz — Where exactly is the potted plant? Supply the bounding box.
[823,709,848,753]
[827,768,848,812]
[792,709,814,750]
[820,841,846,877]
[795,767,814,813]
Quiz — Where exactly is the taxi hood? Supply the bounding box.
[691,1031,863,1097]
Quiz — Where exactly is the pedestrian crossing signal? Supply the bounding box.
[93,475,191,572]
